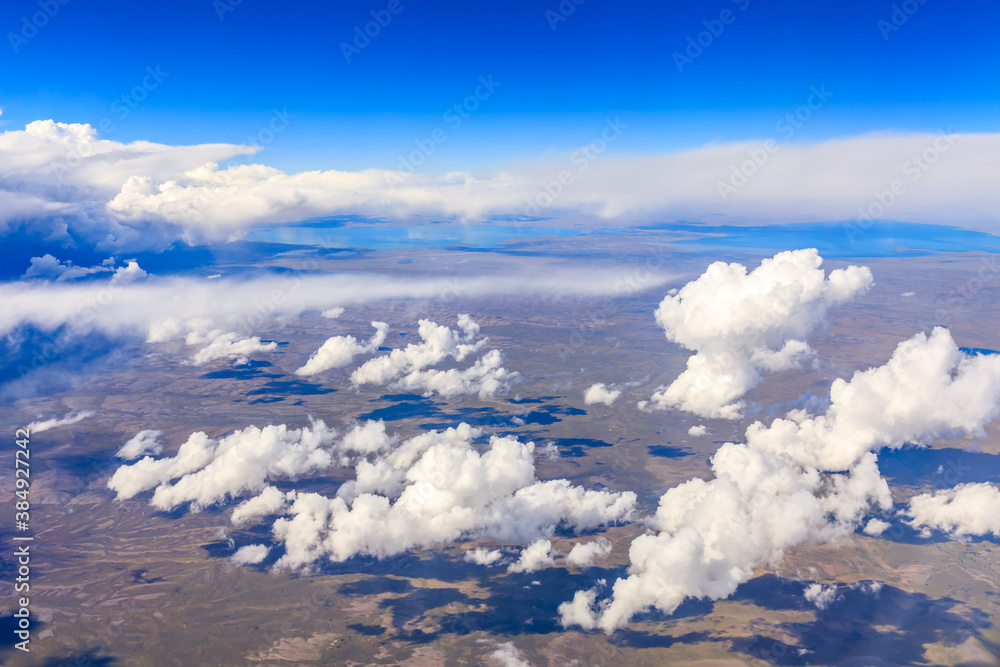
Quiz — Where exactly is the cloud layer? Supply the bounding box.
[5,120,1000,250]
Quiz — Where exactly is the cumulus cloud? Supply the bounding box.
[231,544,269,565]
[863,518,891,536]
[184,326,278,366]
[583,383,621,406]
[110,260,147,285]
[560,325,1000,632]
[647,249,872,419]
[320,307,344,319]
[27,410,93,433]
[108,420,337,510]
[23,254,113,281]
[745,327,1000,471]
[804,583,839,610]
[687,425,708,437]
[488,642,531,667]
[464,547,503,566]
[903,482,1000,539]
[5,121,1000,249]
[116,429,164,460]
[295,322,388,376]
[507,539,556,573]
[110,420,635,571]
[566,537,612,567]
[350,315,519,398]
[231,486,297,526]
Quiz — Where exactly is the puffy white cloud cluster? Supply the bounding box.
[116,429,164,460]
[488,642,532,667]
[27,410,93,433]
[507,539,557,573]
[21,255,146,285]
[566,537,612,567]
[5,120,1000,249]
[109,420,635,570]
[560,326,1000,632]
[22,254,114,281]
[295,322,388,376]
[804,583,839,610]
[583,383,621,406]
[149,317,277,366]
[903,482,1000,539]
[647,249,872,418]
[745,327,1000,471]
[687,425,708,437]
[464,547,503,566]
[231,544,269,565]
[268,424,635,569]
[109,260,148,285]
[108,420,338,510]
[348,315,519,399]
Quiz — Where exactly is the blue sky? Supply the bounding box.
[2,0,998,174]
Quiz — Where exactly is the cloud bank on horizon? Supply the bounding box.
[3,120,1000,250]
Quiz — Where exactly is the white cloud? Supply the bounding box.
[110,260,147,285]
[231,486,296,526]
[464,547,503,566]
[863,518,891,536]
[23,254,113,281]
[903,482,1000,539]
[0,268,670,350]
[488,642,531,667]
[745,327,1000,471]
[27,410,93,433]
[320,307,344,319]
[647,249,872,419]
[687,425,708,437]
[110,420,635,571]
[231,544,269,565]
[184,323,278,366]
[565,537,612,567]
[5,121,1000,249]
[560,325,1000,633]
[507,539,556,573]
[295,322,388,376]
[583,383,621,406]
[108,419,337,510]
[350,316,519,399]
[804,583,839,610]
[116,429,163,460]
